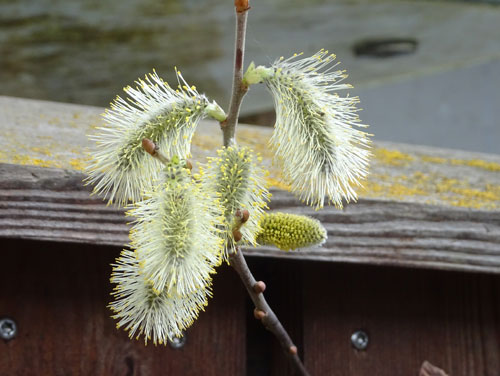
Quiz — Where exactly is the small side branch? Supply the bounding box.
[221,2,250,147]
[229,248,310,376]
[141,138,192,169]
[142,138,169,164]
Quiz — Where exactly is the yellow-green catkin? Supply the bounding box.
[256,212,327,251]
[201,146,270,258]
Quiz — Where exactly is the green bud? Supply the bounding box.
[257,212,327,251]
[204,101,227,122]
[243,62,273,85]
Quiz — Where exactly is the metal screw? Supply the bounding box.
[168,333,186,349]
[0,318,17,341]
[351,330,369,350]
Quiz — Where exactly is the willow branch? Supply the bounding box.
[222,2,310,375]
[229,248,310,376]
[221,1,249,147]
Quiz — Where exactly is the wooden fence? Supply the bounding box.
[1,96,499,375]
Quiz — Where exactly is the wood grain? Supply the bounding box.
[244,258,305,376]
[0,239,246,376]
[1,163,499,274]
[1,95,500,210]
[302,262,500,376]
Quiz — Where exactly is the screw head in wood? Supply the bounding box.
[350,330,369,350]
[0,318,17,341]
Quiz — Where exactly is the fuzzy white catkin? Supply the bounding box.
[247,50,371,209]
[85,69,225,206]
[200,146,270,258]
[128,158,224,296]
[109,249,211,345]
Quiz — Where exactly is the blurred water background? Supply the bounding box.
[1,0,499,153]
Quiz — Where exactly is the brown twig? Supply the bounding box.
[229,248,310,376]
[221,1,249,147]
[141,138,192,169]
[222,2,309,375]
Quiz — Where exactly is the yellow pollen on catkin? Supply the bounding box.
[256,212,327,251]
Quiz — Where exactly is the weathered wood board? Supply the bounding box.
[0,238,246,375]
[239,257,500,376]
[0,95,499,273]
[302,262,500,376]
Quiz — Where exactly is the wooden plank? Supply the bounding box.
[0,96,499,272]
[1,95,499,210]
[0,239,246,376]
[244,258,305,376]
[0,162,499,274]
[244,258,305,375]
[302,263,500,376]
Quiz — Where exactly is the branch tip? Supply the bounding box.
[234,0,250,13]
[223,0,249,146]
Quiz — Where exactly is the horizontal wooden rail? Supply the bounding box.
[0,96,499,274]
[1,162,499,274]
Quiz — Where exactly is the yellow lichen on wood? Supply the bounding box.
[360,171,500,210]
[236,129,274,157]
[359,175,426,200]
[69,158,88,171]
[191,133,221,152]
[374,148,414,166]
[11,154,63,169]
[388,183,426,197]
[421,155,500,172]
[265,176,291,191]
[1,97,498,212]
[421,156,447,164]
[436,178,500,209]
[180,133,500,210]
[451,158,500,172]
[30,146,54,157]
